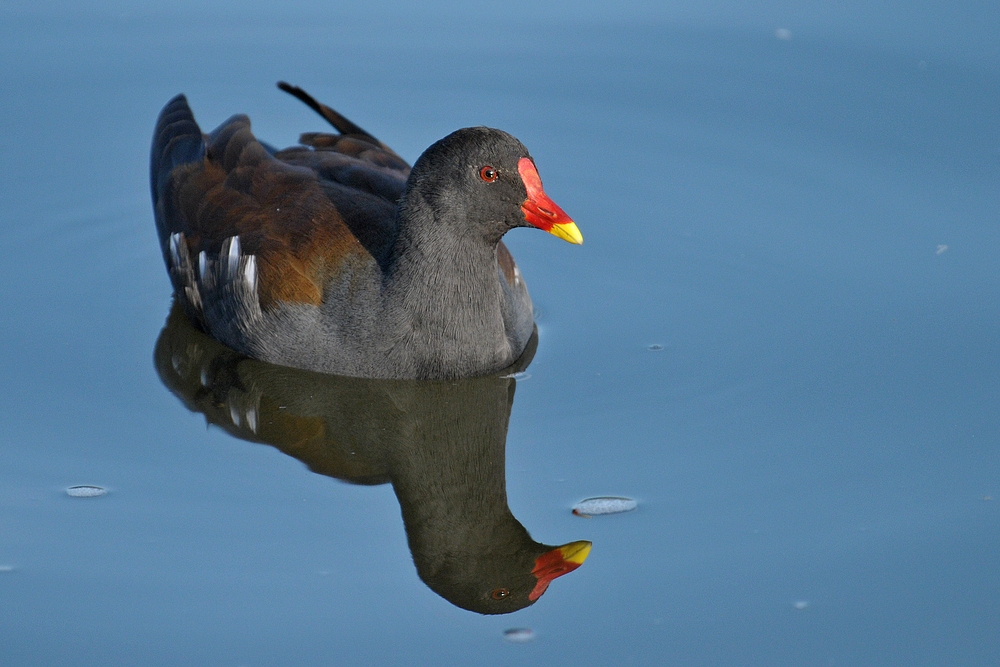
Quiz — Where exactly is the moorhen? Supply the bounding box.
[150,83,581,379]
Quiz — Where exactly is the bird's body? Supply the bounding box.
[150,84,580,379]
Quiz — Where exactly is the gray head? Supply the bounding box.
[401,127,581,246]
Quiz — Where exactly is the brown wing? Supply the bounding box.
[150,93,410,311]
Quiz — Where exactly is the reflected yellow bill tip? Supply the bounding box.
[558,540,593,564]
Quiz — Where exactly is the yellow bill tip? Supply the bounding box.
[549,221,584,245]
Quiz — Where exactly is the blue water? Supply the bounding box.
[1,2,998,665]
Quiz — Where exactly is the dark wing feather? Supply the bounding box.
[150,94,400,310]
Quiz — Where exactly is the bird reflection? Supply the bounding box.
[154,303,590,614]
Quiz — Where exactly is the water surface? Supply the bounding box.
[1,3,998,665]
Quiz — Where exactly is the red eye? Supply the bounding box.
[491,588,510,600]
[479,166,498,182]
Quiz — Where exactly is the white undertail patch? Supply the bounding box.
[223,235,241,280]
[165,232,204,316]
[243,254,258,291]
[246,406,258,434]
[191,235,264,347]
[166,232,264,350]
[229,401,242,427]
[169,232,182,268]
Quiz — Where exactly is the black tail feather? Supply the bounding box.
[276,81,399,157]
[150,94,205,206]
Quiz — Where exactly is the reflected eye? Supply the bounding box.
[479,166,498,182]
[491,588,510,600]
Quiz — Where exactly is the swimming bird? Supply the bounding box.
[150,83,581,379]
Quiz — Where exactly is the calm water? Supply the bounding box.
[2,2,998,665]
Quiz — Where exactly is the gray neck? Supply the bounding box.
[382,195,512,377]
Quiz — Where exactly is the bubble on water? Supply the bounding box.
[794,600,810,610]
[503,628,535,643]
[573,496,638,517]
[66,485,107,498]
[775,28,792,40]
